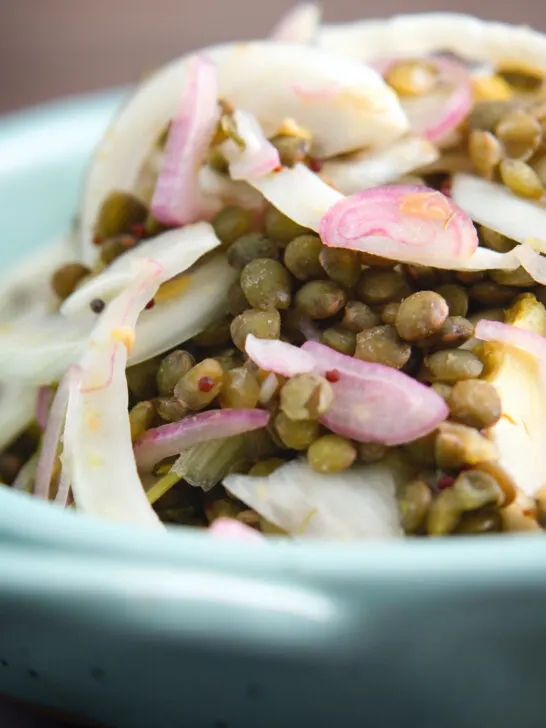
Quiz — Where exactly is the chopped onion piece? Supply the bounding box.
[451,174,546,246]
[151,56,221,226]
[198,166,264,210]
[34,367,75,500]
[245,334,316,377]
[134,409,270,473]
[303,341,448,444]
[514,244,546,285]
[271,3,321,43]
[62,223,222,318]
[319,184,478,265]
[475,320,546,360]
[209,517,264,540]
[55,366,81,507]
[258,372,280,406]
[321,136,439,195]
[249,164,343,231]
[224,458,406,539]
[221,110,280,180]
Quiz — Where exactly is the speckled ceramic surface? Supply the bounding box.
[1,93,546,728]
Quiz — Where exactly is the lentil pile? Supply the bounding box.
[3,12,546,540]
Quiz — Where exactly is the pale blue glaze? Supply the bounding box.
[1,93,546,728]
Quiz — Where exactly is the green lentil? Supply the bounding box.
[456,270,486,286]
[129,401,155,442]
[307,435,357,473]
[452,469,504,511]
[295,280,347,319]
[214,352,241,372]
[94,191,148,241]
[500,159,544,199]
[126,358,160,400]
[403,431,437,466]
[398,479,433,533]
[489,267,536,287]
[219,367,260,409]
[227,282,249,316]
[280,374,333,421]
[468,100,515,132]
[468,308,505,327]
[426,488,461,536]
[212,206,253,247]
[51,263,91,301]
[270,134,311,167]
[240,258,292,310]
[381,302,401,325]
[156,350,195,397]
[468,129,503,179]
[144,214,169,238]
[274,412,319,450]
[321,326,357,355]
[319,247,361,288]
[499,68,544,92]
[284,234,324,281]
[226,233,277,270]
[495,110,542,160]
[357,442,389,463]
[425,350,484,382]
[174,358,224,410]
[395,291,449,342]
[264,205,308,243]
[479,226,517,253]
[99,235,138,266]
[435,284,469,317]
[430,316,475,350]
[469,280,518,306]
[448,379,502,429]
[342,301,381,332]
[355,325,412,369]
[453,509,503,535]
[404,264,443,289]
[431,382,453,401]
[248,458,286,477]
[435,422,498,469]
[230,309,281,350]
[156,397,188,422]
[191,317,232,348]
[357,268,409,306]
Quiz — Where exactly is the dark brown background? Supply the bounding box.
[1,0,546,113]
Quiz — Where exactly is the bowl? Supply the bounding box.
[1,92,546,728]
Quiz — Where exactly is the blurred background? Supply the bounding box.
[1,0,546,113]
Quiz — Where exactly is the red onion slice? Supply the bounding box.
[319,184,478,264]
[134,408,270,473]
[36,385,54,432]
[245,334,316,377]
[151,55,220,226]
[302,341,449,445]
[514,244,546,285]
[221,110,280,181]
[209,517,264,540]
[271,3,321,43]
[475,320,546,360]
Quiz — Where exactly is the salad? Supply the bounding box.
[2,8,546,540]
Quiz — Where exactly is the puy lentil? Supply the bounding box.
[453,509,503,535]
[435,422,498,469]
[319,247,361,288]
[94,191,148,241]
[395,291,449,342]
[295,280,347,319]
[381,302,401,325]
[129,401,155,442]
[499,159,544,199]
[385,60,438,96]
[321,327,356,355]
[270,134,311,167]
[191,317,232,348]
[264,205,308,243]
[284,235,324,281]
[212,206,253,247]
[219,367,260,409]
[274,412,319,450]
[495,110,542,160]
[479,226,517,253]
[489,266,536,287]
[427,488,461,536]
[469,280,518,306]
[468,129,503,179]
[435,284,469,317]
[355,325,412,369]
[174,359,224,410]
[157,350,195,397]
[51,263,91,300]
[99,235,138,265]
[156,397,188,422]
[357,268,408,306]
[448,379,502,429]
[307,435,357,473]
[452,469,504,511]
[342,301,381,332]
[240,258,292,310]
[247,458,286,477]
[357,442,389,463]
[227,282,249,316]
[403,431,437,466]
[230,309,281,351]
[425,349,484,382]
[398,479,433,533]
[226,234,277,270]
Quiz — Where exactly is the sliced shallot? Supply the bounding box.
[271,3,321,43]
[221,109,280,180]
[134,409,270,473]
[209,517,264,540]
[36,385,54,431]
[475,320,546,360]
[151,55,221,226]
[302,341,448,445]
[319,184,478,265]
[245,334,316,377]
[514,243,546,285]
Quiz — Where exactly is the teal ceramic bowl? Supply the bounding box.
[1,93,546,728]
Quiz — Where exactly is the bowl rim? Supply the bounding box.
[1,89,546,581]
